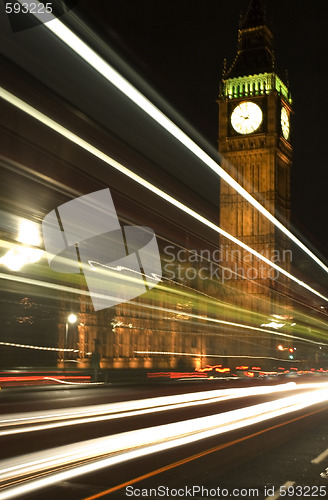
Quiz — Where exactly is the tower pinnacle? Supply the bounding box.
[224,0,274,79]
[241,0,266,30]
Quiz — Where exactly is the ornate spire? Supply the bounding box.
[224,0,275,79]
[240,0,266,30]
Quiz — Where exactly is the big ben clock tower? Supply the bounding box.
[218,0,292,319]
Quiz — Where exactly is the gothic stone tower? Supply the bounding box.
[218,0,292,321]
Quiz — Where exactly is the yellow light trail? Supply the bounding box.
[1,266,327,347]
[1,270,327,348]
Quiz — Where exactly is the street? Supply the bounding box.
[0,377,328,499]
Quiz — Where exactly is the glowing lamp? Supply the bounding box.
[67,314,77,324]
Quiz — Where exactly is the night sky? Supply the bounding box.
[74,1,328,258]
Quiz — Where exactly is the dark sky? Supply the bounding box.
[75,0,328,256]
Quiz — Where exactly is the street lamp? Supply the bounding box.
[65,313,77,363]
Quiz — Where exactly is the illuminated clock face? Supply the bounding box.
[231,101,263,134]
[281,107,290,140]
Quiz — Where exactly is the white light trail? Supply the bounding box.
[31,6,328,277]
[0,341,77,352]
[0,247,43,271]
[261,321,286,330]
[17,220,41,246]
[0,382,300,436]
[0,383,328,499]
[43,377,104,386]
[134,350,299,362]
[0,249,27,272]
[1,88,327,306]
[0,220,43,270]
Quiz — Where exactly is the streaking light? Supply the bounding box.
[0,220,43,271]
[0,88,327,305]
[0,270,327,348]
[18,220,41,246]
[261,322,286,329]
[0,341,77,352]
[1,383,328,499]
[28,5,328,278]
[0,247,43,271]
[134,350,297,362]
[0,249,27,271]
[0,382,299,436]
